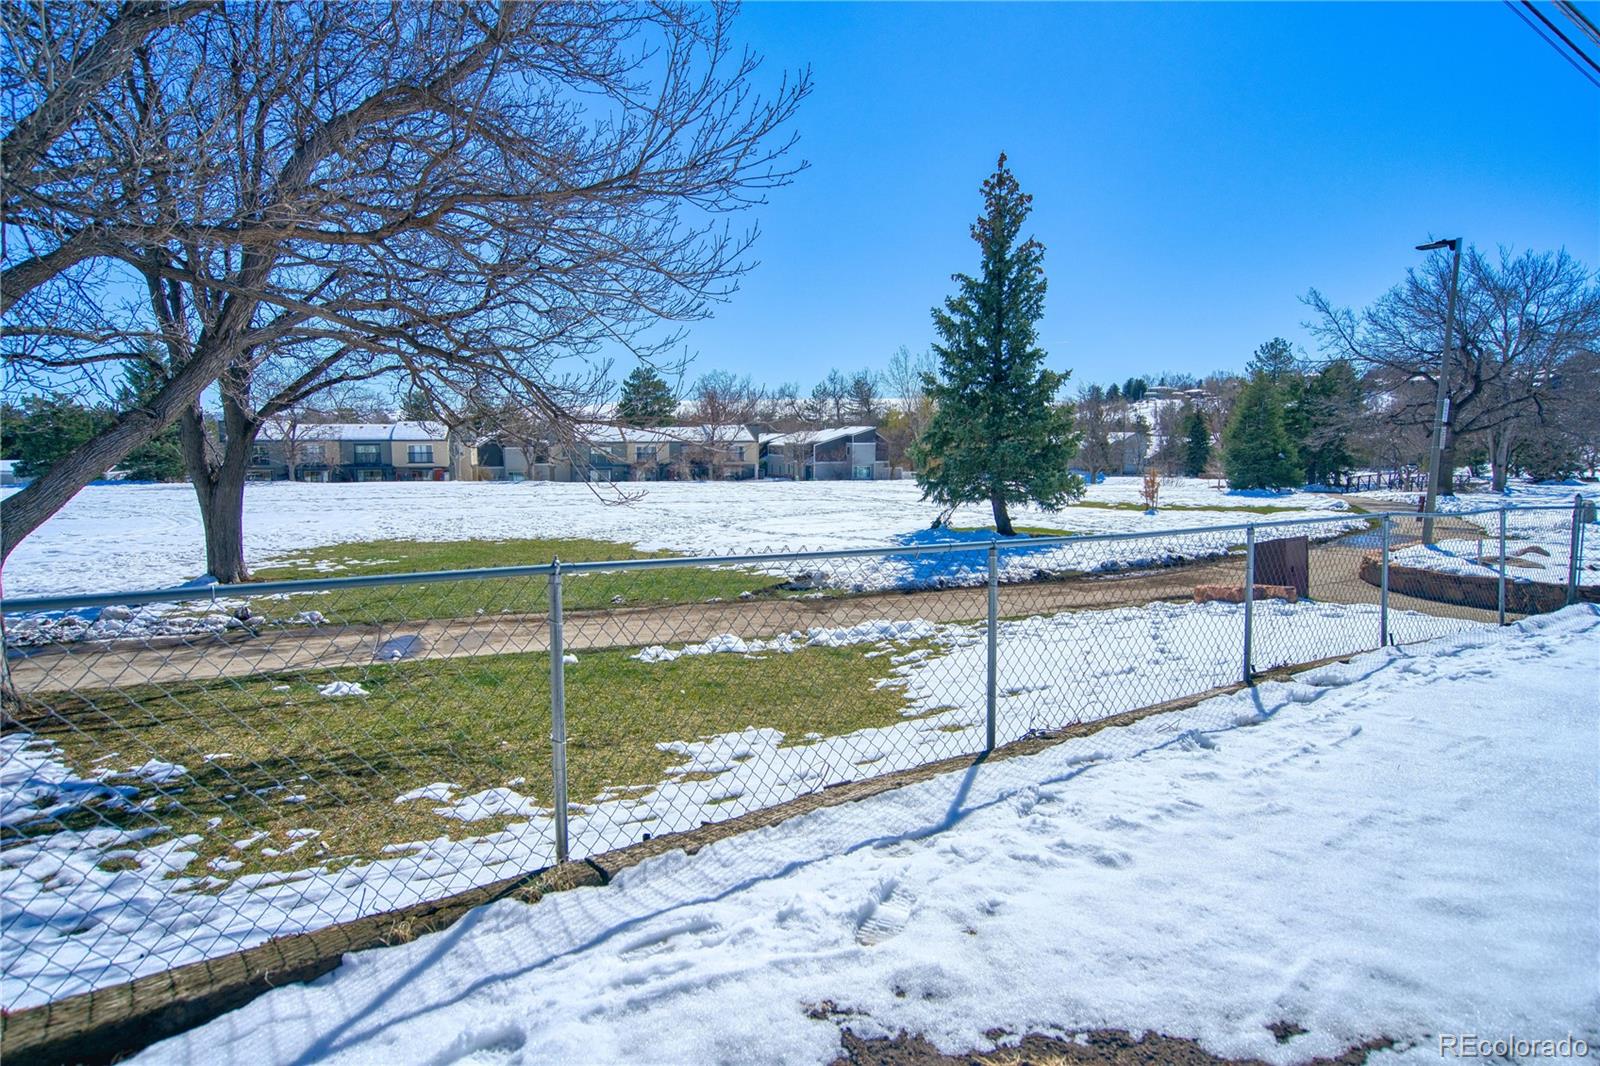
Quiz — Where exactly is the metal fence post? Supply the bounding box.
[1379,514,1391,647]
[1242,525,1255,684]
[1568,493,1585,607]
[1497,508,1508,625]
[548,558,571,864]
[985,541,998,753]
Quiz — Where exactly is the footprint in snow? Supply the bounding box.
[854,876,917,946]
[426,1021,527,1066]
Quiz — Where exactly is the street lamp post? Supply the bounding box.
[1416,237,1464,544]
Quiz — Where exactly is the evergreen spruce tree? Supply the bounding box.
[1246,337,1297,384]
[1182,407,1212,477]
[12,395,114,479]
[1222,373,1302,489]
[912,154,1082,534]
[1298,360,1361,484]
[116,358,187,481]
[400,390,435,422]
[618,365,677,427]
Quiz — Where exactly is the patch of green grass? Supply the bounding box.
[245,538,783,624]
[17,639,944,881]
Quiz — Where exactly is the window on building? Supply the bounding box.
[353,443,383,465]
[635,444,658,462]
[407,444,434,464]
[251,444,272,465]
[731,445,745,461]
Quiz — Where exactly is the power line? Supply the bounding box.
[1523,0,1600,71]
[1554,0,1600,49]
[1504,0,1600,87]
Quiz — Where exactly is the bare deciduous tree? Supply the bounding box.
[809,368,850,425]
[879,346,935,472]
[1307,247,1599,493]
[688,370,760,478]
[846,369,882,423]
[2,1,809,578]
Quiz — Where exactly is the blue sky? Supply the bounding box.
[660,1,1599,393]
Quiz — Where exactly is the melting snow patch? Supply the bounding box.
[633,619,939,663]
[317,681,368,698]
[433,788,542,823]
[395,783,459,804]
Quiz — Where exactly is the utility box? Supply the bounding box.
[1255,536,1310,598]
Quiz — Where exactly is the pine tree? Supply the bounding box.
[618,365,677,427]
[1246,337,1297,384]
[400,390,435,422]
[116,358,187,481]
[1182,407,1212,477]
[12,395,115,479]
[1298,360,1361,484]
[912,154,1083,535]
[1222,373,1302,489]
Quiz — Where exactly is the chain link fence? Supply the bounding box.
[1,498,1591,1014]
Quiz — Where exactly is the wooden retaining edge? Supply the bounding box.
[0,653,1359,1066]
[1355,552,1599,614]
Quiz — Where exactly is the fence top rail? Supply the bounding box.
[0,502,1578,615]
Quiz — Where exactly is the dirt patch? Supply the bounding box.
[831,1026,1393,1066]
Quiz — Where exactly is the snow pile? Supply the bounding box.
[1,601,257,648]
[316,681,368,698]
[130,607,1600,1066]
[783,519,1369,594]
[0,599,1481,1009]
[633,619,941,663]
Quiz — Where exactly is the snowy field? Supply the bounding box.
[0,598,1473,1010]
[1,477,1355,597]
[128,607,1600,1066]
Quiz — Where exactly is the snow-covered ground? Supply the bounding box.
[1,477,1353,597]
[1349,483,1597,588]
[0,599,1473,1010]
[1391,536,1595,588]
[1349,479,1598,510]
[128,606,1600,1066]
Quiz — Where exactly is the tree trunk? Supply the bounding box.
[1437,436,1459,498]
[0,306,255,564]
[991,492,1014,536]
[1490,429,1512,492]
[194,464,251,583]
[179,400,257,584]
